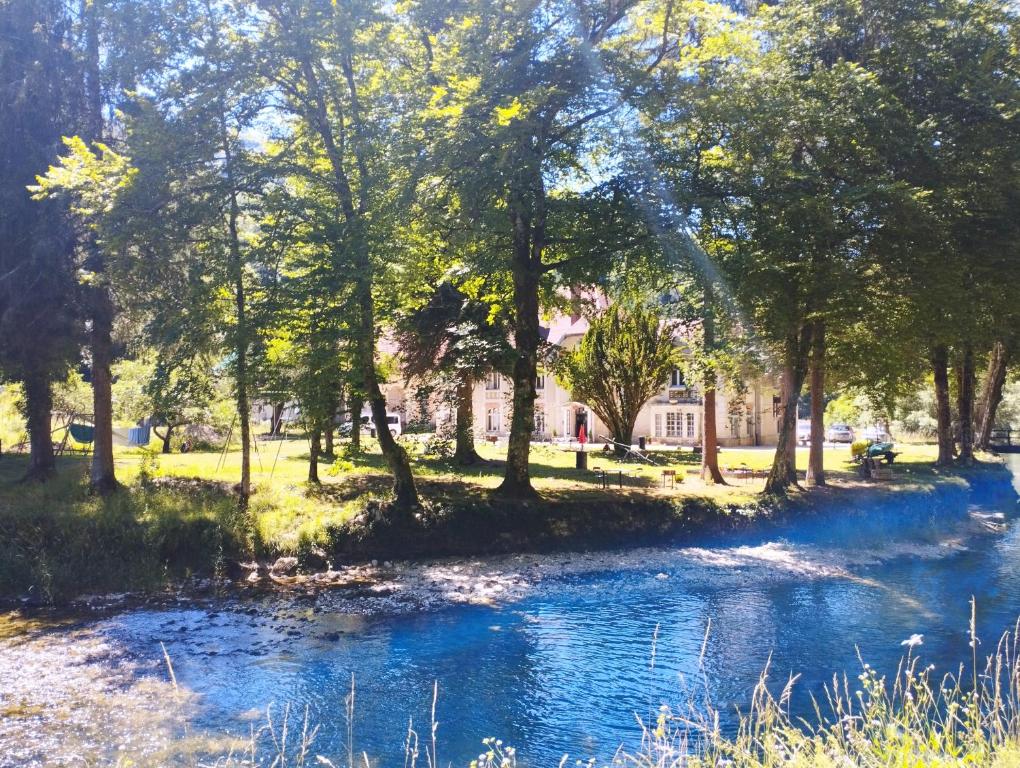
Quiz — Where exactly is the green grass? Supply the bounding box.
[0,456,254,602]
[0,435,1001,602]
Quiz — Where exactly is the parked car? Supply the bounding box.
[861,425,893,443]
[797,419,812,445]
[826,424,855,443]
[372,413,403,438]
[338,411,402,438]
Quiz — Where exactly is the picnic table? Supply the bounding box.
[592,466,631,489]
[724,464,766,483]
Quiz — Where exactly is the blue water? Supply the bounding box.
[88,460,1020,764]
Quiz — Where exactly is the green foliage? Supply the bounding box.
[51,370,93,417]
[4,0,1020,496]
[0,468,251,603]
[422,433,454,460]
[0,0,81,465]
[555,304,678,446]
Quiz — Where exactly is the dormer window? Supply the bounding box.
[486,372,501,391]
[670,369,685,388]
[535,373,545,391]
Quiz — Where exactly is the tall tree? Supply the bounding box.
[38,0,274,504]
[0,0,82,481]
[258,0,419,510]
[403,0,661,497]
[977,340,1013,451]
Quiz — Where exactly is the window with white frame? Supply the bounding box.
[666,412,683,437]
[486,372,501,391]
[686,413,696,438]
[670,368,685,388]
[654,413,662,438]
[535,373,545,391]
[486,407,501,433]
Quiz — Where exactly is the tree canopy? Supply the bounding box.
[1,0,1017,504]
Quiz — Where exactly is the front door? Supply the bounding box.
[574,409,588,437]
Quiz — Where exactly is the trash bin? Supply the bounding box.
[575,451,588,470]
[638,436,646,450]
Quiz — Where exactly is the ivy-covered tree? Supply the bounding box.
[0,0,82,481]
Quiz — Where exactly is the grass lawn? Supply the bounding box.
[0,433,991,602]
[107,434,954,546]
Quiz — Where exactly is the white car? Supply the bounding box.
[375,413,402,438]
[797,420,812,445]
[861,425,892,443]
[826,424,855,443]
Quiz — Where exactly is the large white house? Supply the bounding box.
[469,313,781,448]
[263,311,780,448]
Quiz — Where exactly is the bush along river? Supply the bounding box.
[1,456,1019,767]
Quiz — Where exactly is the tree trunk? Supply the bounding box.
[701,389,725,483]
[932,345,955,466]
[156,424,174,454]
[454,375,482,465]
[765,331,809,495]
[805,322,826,487]
[601,409,635,457]
[324,423,334,459]
[89,287,118,494]
[220,103,250,505]
[956,343,975,464]
[701,291,725,484]
[308,427,321,483]
[83,3,117,495]
[23,371,56,482]
[354,268,418,509]
[613,418,636,457]
[353,241,418,509]
[349,393,363,452]
[977,341,1009,451]
[230,228,251,505]
[496,234,541,499]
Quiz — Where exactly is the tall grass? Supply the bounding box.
[141,606,1020,768]
[0,463,255,602]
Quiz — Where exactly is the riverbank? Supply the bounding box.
[2,456,1020,767]
[0,445,1015,605]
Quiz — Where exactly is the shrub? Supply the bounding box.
[423,433,454,459]
[327,458,355,476]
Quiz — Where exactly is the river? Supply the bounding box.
[1,457,1018,767]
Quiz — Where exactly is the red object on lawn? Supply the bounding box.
[578,424,587,444]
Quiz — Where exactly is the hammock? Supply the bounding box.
[68,423,95,444]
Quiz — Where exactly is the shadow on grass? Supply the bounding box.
[0,455,255,604]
